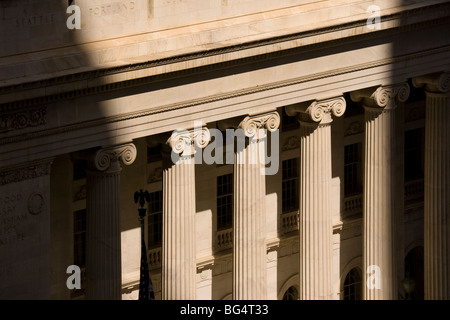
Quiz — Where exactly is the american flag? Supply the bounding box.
[139,232,155,300]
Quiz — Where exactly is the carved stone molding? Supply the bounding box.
[345,121,364,136]
[2,47,448,147]
[0,107,46,133]
[168,126,210,157]
[147,166,163,183]
[74,184,87,201]
[282,136,300,151]
[350,83,410,109]
[0,159,53,185]
[93,143,137,172]
[405,105,426,122]
[286,96,346,125]
[2,2,448,111]
[238,111,281,138]
[28,192,45,215]
[413,71,450,94]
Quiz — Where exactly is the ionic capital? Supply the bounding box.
[286,96,346,125]
[93,143,137,172]
[413,72,450,94]
[238,111,280,138]
[350,83,410,110]
[167,126,210,157]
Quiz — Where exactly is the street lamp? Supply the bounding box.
[134,189,154,300]
[401,271,416,300]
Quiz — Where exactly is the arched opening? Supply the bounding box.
[282,286,299,300]
[403,246,424,300]
[343,267,362,300]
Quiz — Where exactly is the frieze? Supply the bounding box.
[0,160,52,185]
[0,107,46,133]
[1,47,449,146]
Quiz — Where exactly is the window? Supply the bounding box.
[404,246,424,300]
[74,209,86,267]
[148,191,163,248]
[282,158,299,213]
[404,129,424,181]
[344,143,362,196]
[282,286,299,300]
[217,174,233,230]
[73,209,86,298]
[343,267,362,300]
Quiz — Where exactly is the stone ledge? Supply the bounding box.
[1,1,449,104]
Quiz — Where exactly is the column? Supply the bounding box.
[86,143,137,300]
[286,96,346,299]
[162,125,210,300]
[413,72,450,300]
[233,111,280,300]
[351,83,410,300]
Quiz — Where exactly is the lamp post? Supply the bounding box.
[134,189,154,300]
[401,272,416,300]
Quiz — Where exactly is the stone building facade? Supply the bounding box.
[0,0,449,300]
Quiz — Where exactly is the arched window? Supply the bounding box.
[343,267,362,300]
[282,286,298,300]
[404,246,424,300]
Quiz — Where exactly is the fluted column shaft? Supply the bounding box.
[352,83,409,300]
[86,143,137,300]
[299,121,332,299]
[287,97,346,300]
[364,105,394,300]
[161,126,210,300]
[232,112,279,300]
[414,72,450,299]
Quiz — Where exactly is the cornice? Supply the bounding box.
[1,45,448,146]
[0,2,449,110]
